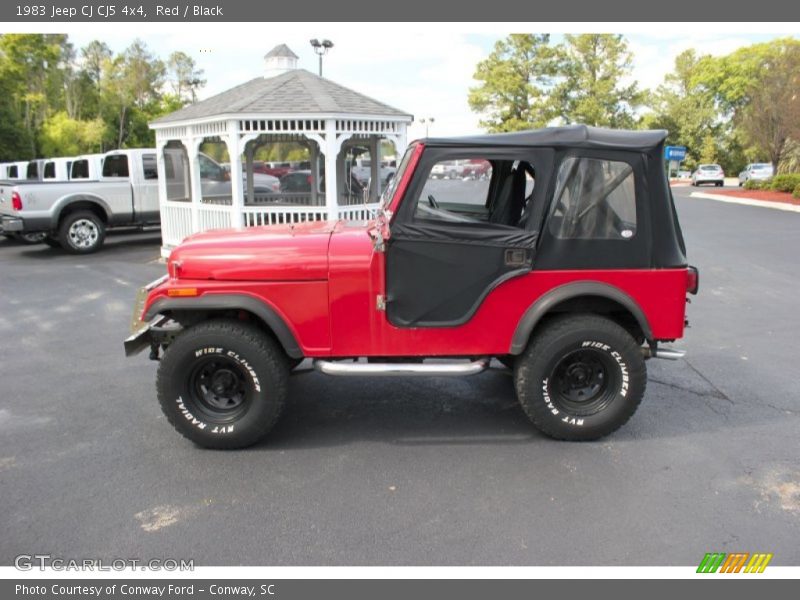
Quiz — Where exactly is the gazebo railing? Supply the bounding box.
[160,199,381,251]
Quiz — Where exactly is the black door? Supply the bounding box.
[385,148,553,328]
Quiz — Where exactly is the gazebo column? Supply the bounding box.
[369,136,381,201]
[323,120,338,220]
[309,142,320,206]
[183,136,203,233]
[245,141,255,206]
[155,136,171,254]
[225,120,245,228]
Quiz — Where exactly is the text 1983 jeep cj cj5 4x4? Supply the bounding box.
[125,126,698,449]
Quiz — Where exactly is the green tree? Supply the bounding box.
[100,39,165,148]
[167,51,206,103]
[553,34,644,128]
[698,134,718,164]
[736,41,800,170]
[0,34,67,156]
[468,34,560,132]
[644,49,723,169]
[39,111,106,156]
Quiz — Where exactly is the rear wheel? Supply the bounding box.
[58,210,106,254]
[514,314,646,441]
[156,319,289,449]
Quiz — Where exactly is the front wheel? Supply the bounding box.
[514,314,646,441]
[156,319,289,449]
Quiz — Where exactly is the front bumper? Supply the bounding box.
[124,274,170,357]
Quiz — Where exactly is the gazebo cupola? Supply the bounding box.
[150,43,413,257]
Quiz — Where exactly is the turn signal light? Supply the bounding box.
[167,288,199,297]
[11,192,22,211]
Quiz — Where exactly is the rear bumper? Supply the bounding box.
[0,215,23,233]
[0,214,51,233]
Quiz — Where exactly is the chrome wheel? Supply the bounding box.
[68,218,99,249]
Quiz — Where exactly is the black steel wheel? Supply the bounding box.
[156,319,289,449]
[514,314,647,441]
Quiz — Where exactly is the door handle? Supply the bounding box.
[504,248,528,267]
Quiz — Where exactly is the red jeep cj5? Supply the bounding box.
[125,126,698,448]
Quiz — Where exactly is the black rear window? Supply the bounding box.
[26,162,38,179]
[7,165,18,178]
[44,162,56,179]
[103,155,129,178]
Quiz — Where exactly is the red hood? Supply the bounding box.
[169,221,337,281]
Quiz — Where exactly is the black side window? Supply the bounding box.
[71,160,89,179]
[26,162,38,179]
[8,165,18,178]
[103,155,129,178]
[43,162,56,179]
[142,154,159,180]
[549,157,636,240]
[413,158,535,228]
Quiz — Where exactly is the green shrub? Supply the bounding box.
[769,173,800,193]
[793,183,800,199]
[743,179,767,190]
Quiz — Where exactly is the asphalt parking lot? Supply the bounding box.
[1,185,799,566]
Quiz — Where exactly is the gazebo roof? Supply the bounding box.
[264,44,298,59]
[151,68,412,125]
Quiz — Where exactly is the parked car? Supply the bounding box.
[351,159,396,185]
[125,125,698,449]
[24,159,47,181]
[42,157,75,182]
[1,161,29,181]
[0,149,161,253]
[70,154,105,181]
[738,163,774,186]
[691,164,725,187]
[280,169,364,196]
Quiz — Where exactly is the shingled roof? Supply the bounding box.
[151,69,412,125]
[264,44,298,59]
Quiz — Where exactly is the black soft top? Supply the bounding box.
[422,125,667,152]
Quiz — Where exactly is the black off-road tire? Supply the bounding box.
[58,210,106,254]
[156,319,289,449]
[514,314,647,441]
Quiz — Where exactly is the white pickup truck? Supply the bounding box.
[0,149,161,253]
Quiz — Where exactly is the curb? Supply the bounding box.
[689,192,800,213]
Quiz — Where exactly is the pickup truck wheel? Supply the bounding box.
[156,319,289,449]
[58,211,105,254]
[514,314,646,441]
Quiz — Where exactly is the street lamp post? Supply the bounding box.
[419,117,435,137]
[310,39,334,77]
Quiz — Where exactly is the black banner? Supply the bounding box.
[3,579,798,600]
[2,0,799,22]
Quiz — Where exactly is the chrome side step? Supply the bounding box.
[642,346,686,360]
[313,358,490,377]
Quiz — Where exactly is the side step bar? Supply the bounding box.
[642,346,686,360]
[313,358,490,377]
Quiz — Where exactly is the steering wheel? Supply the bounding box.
[427,194,440,209]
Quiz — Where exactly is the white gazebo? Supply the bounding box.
[150,44,413,257]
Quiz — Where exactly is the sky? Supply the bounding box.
[7,22,796,140]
